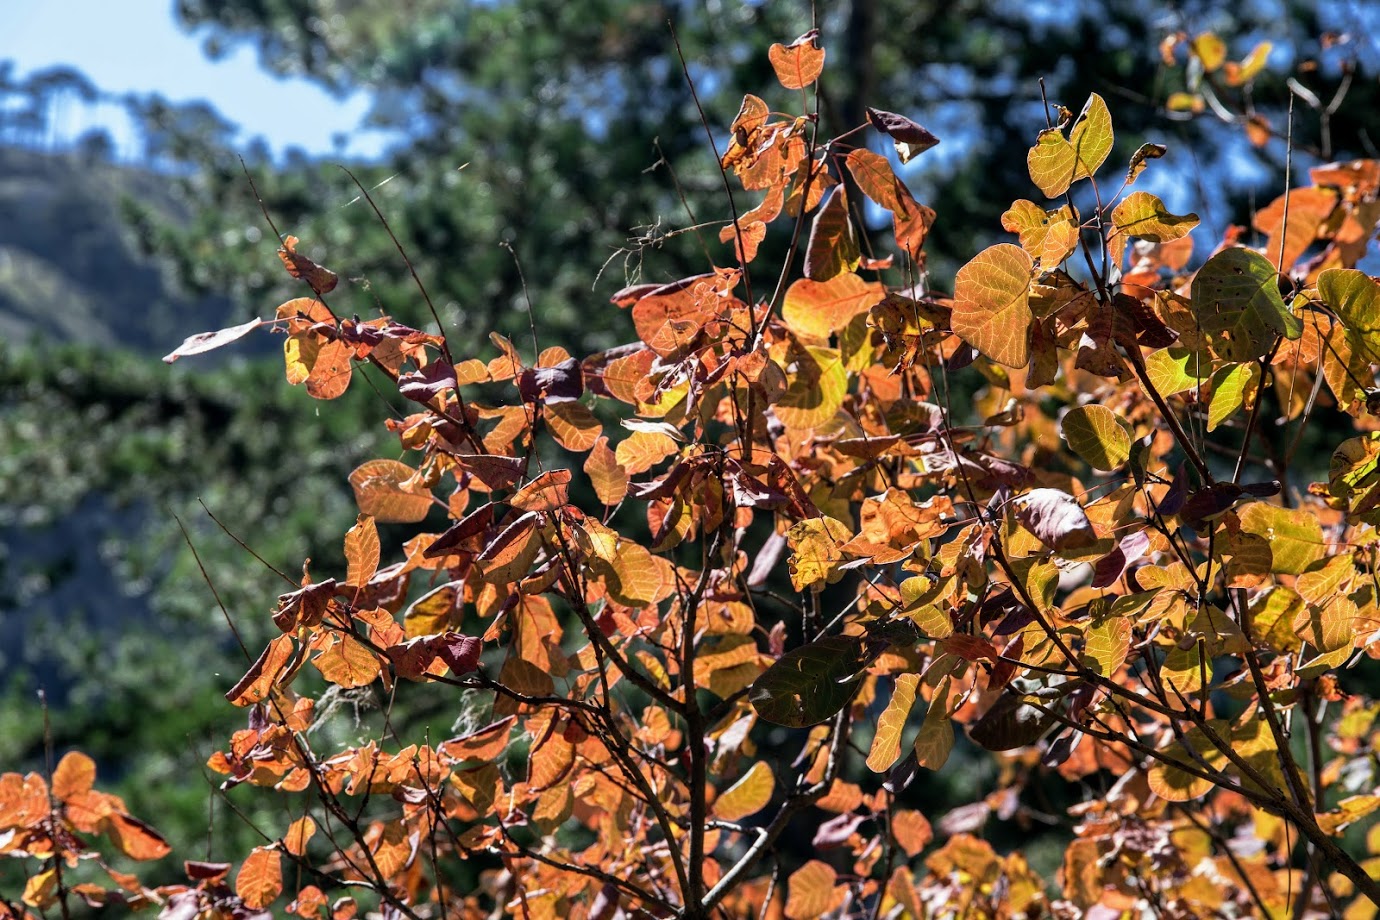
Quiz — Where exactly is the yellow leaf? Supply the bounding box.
[1060,404,1131,471]
[1027,127,1077,198]
[786,516,853,592]
[1108,191,1198,268]
[52,751,96,801]
[615,430,678,474]
[952,243,1034,368]
[1000,199,1080,271]
[1082,615,1131,677]
[866,673,919,772]
[712,760,775,821]
[913,679,954,770]
[584,436,628,506]
[782,272,885,340]
[774,346,846,430]
[1191,32,1227,72]
[1207,362,1260,432]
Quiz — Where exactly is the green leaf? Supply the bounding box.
[951,243,1034,368]
[1027,128,1077,198]
[749,636,868,727]
[1143,346,1212,396]
[1082,615,1131,677]
[1060,404,1132,471]
[1107,191,1198,267]
[1318,268,1380,360]
[1206,362,1260,432]
[1191,247,1301,361]
[1328,433,1380,525]
[1069,93,1114,182]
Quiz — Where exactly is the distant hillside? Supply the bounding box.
[0,144,233,354]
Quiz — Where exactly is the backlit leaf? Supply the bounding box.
[969,690,1057,751]
[1191,247,1301,361]
[1143,346,1212,396]
[952,243,1034,368]
[343,514,379,589]
[305,338,353,400]
[107,812,172,860]
[712,760,774,821]
[1082,615,1131,677]
[768,29,825,89]
[785,516,853,592]
[1207,362,1260,432]
[348,459,434,523]
[1190,32,1226,71]
[1329,433,1380,525]
[890,809,933,856]
[785,860,843,920]
[866,672,919,773]
[1060,404,1131,471]
[584,437,628,505]
[803,186,860,282]
[913,684,955,770]
[1000,199,1079,271]
[509,470,572,513]
[52,751,96,801]
[236,846,283,910]
[285,816,316,857]
[1108,191,1198,268]
[546,401,602,452]
[774,346,846,430]
[750,635,867,727]
[783,271,882,339]
[1068,93,1114,182]
[1027,128,1077,198]
[1319,268,1380,357]
[313,635,381,689]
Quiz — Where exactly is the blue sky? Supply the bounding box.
[3,0,387,158]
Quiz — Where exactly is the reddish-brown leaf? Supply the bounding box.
[236,846,284,910]
[768,30,825,89]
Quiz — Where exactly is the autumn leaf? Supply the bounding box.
[1060,404,1131,471]
[712,761,774,821]
[768,30,825,89]
[866,107,939,163]
[348,459,434,523]
[866,673,919,773]
[236,846,284,910]
[343,514,380,589]
[1013,488,1097,551]
[162,318,263,363]
[1191,247,1301,361]
[782,271,882,340]
[951,244,1034,368]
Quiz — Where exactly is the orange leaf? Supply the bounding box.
[440,717,517,764]
[785,860,844,920]
[343,514,380,589]
[313,634,382,689]
[712,761,775,821]
[891,809,934,856]
[584,437,628,506]
[225,634,297,706]
[305,338,353,400]
[768,29,825,90]
[236,845,284,910]
[348,459,434,523]
[546,401,602,452]
[284,816,316,857]
[52,751,96,801]
[106,812,172,861]
[951,243,1034,368]
[782,272,884,340]
[475,512,543,584]
[509,470,572,513]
